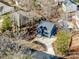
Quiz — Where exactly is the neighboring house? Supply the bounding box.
[37,21,57,38]
[63,0,77,12]
[0,2,14,15]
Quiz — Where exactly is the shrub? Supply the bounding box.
[55,30,71,55]
[1,14,10,32]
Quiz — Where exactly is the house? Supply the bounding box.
[62,0,77,12]
[37,21,57,38]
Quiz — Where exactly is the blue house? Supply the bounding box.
[37,21,57,38]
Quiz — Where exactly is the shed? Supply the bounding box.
[37,21,57,38]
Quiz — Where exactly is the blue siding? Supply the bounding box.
[50,25,57,37]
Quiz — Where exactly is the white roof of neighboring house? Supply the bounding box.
[64,0,77,12]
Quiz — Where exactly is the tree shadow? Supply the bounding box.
[22,48,65,59]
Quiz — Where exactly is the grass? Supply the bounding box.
[54,30,71,56]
